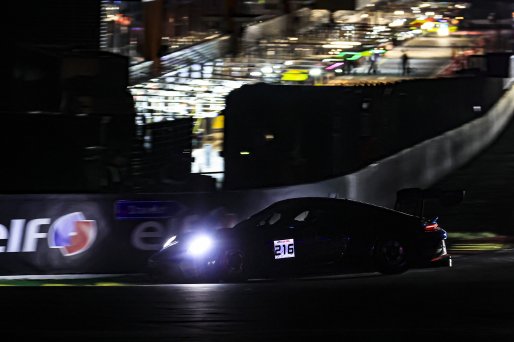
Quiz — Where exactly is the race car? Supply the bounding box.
[147,197,451,282]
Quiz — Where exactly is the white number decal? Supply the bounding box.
[274,239,295,259]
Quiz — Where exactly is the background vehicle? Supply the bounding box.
[148,197,451,282]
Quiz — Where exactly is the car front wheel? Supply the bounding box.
[373,238,409,274]
[218,248,247,282]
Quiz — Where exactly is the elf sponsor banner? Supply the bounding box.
[0,192,284,275]
[0,195,117,275]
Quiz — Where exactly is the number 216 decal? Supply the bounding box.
[274,239,295,259]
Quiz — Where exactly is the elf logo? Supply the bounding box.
[0,212,97,256]
[48,212,97,256]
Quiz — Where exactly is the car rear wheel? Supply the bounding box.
[374,238,409,274]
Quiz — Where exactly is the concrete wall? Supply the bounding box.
[256,83,514,209]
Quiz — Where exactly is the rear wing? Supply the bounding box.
[395,188,465,217]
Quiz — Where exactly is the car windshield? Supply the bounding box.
[234,201,297,230]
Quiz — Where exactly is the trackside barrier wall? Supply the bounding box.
[345,83,514,206]
[0,85,513,275]
[223,77,505,189]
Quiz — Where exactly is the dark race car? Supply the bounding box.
[148,197,451,282]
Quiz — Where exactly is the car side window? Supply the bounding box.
[289,208,322,229]
[293,210,310,222]
[268,212,281,225]
[300,207,339,232]
[257,211,282,227]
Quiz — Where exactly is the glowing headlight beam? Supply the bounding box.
[188,235,214,256]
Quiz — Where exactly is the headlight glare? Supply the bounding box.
[163,235,178,249]
[188,235,213,256]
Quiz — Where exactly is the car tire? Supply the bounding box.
[218,248,247,282]
[373,237,409,275]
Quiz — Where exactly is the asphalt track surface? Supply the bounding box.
[0,250,513,341]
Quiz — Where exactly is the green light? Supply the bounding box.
[336,50,388,61]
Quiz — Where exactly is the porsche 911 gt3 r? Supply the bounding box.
[148,197,451,282]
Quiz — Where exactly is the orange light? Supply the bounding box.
[115,14,132,26]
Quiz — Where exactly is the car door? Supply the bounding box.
[337,201,378,258]
[250,203,319,274]
[271,204,353,270]
[270,204,345,268]
[241,204,303,274]
[300,205,350,265]
[274,207,318,265]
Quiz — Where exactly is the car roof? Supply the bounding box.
[269,197,417,218]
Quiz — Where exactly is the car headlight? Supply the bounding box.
[163,235,178,249]
[187,235,214,256]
